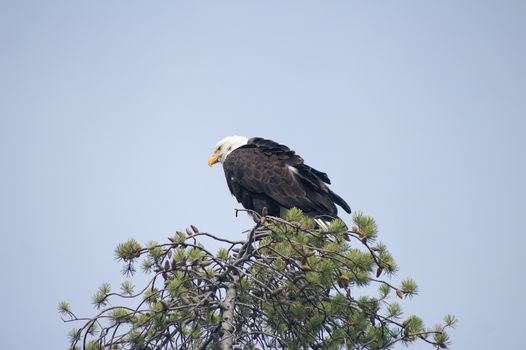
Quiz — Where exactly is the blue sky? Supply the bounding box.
[1,1,525,349]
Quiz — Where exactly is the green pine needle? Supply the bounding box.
[352,211,378,241]
[120,280,134,296]
[111,308,132,323]
[378,284,391,298]
[327,218,347,234]
[405,315,424,338]
[115,239,142,261]
[58,301,71,315]
[387,302,402,318]
[92,282,111,308]
[400,278,418,297]
[444,314,458,328]
[68,328,81,343]
[216,248,229,260]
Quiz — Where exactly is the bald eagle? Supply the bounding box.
[208,136,351,224]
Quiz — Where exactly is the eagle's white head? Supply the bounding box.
[208,136,249,166]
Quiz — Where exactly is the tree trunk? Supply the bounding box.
[220,274,238,350]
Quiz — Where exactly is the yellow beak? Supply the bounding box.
[208,152,220,166]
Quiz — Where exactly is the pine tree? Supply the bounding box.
[59,210,456,350]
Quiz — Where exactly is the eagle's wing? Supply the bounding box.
[223,138,349,216]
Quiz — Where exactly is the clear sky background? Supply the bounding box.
[1,1,525,349]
